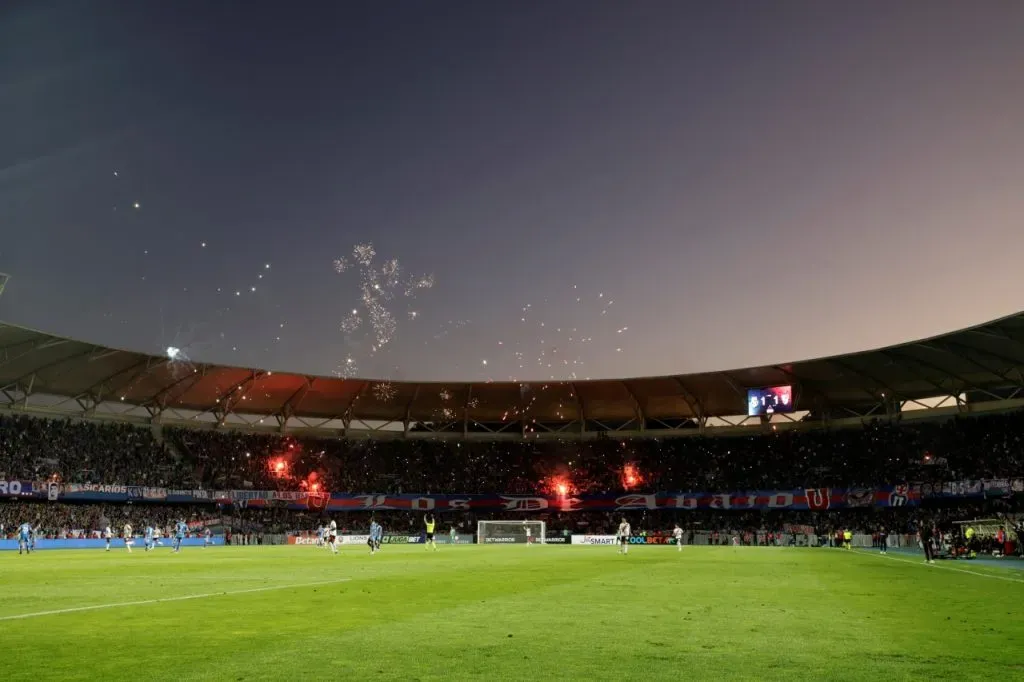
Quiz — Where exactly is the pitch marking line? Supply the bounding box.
[0,578,352,622]
[853,549,1024,584]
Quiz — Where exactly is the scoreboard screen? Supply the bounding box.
[747,385,794,416]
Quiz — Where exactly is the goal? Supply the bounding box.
[477,520,546,545]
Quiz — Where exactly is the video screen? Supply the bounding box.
[747,385,794,416]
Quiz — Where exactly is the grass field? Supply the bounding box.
[2,544,1022,681]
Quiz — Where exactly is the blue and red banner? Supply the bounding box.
[0,479,34,497]
[300,485,918,512]
[11,477,1023,511]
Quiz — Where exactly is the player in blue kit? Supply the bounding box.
[173,519,187,553]
[18,522,33,555]
[144,525,155,551]
[369,519,383,555]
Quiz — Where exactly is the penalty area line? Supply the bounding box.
[0,578,352,622]
[852,549,1024,584]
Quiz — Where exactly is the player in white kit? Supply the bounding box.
[673,524,684,551]
[124,523,134,552]
[525,523,532,546]
[104,525,113,551]
[327,519,338,554]
[618,519,631,555]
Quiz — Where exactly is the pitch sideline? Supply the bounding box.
[0,578,352,622]
[852,548,1023,584]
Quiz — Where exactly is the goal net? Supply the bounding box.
[953,519,1006,537]
[477,520,546,545]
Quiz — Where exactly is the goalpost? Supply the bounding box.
[477,520,546,545]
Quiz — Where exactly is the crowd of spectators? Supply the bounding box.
[164,410,1024,494]
[0,408,1021,497]
[0,414,188,486]
[0,501,298,538]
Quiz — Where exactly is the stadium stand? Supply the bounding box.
[1,411,1022,550]
[2,410,1023,494]
[1,315,1023,553]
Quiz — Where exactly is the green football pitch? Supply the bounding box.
[2,544,1021,681]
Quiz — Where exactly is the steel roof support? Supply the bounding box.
[569,383,585,435]
[141,364,205,409]
[74,356,157,407]
[620,381,646,432]
[0,373,34,409]
[966,326,1015,342]
[278,377,313,426]
[769,365,836,413]
[0,334,68,360]
[403,384,420,436]
[1,387,21,409]
[462,385,473,437]
[874,349,954,400]
[671,376,704,422]
[939,340,1024,387]
[88,348,123,362]
[824,358,903,401]
[209,371,264,427]
[342,382,369,436]
[890,347,1002,401]
[0,346,97,390]
[76,393,100,417]
[145,403,165,423]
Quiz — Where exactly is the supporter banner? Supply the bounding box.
[0,480,35,498]
[187,517,223,530]
[66,483,127,494]
[61,483,127,501]
[783,524,815,535]
[984,479,1011,498]
[315,486,920,512]
[231,490,274,503]
[33,484,932,510]
[918,479,1023,499]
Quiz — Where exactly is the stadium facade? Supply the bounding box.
[1,313,1023,439]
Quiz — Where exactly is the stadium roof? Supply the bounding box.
[2,313,1024,437]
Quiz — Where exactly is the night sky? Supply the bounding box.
[2,2,1023,384]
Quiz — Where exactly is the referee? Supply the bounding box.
[919,521,935,564]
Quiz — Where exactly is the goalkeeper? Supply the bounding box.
[424,514,438,551]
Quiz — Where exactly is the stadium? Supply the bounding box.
[2,300,1023,680]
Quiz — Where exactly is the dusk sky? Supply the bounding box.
[2,2,1023,383]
